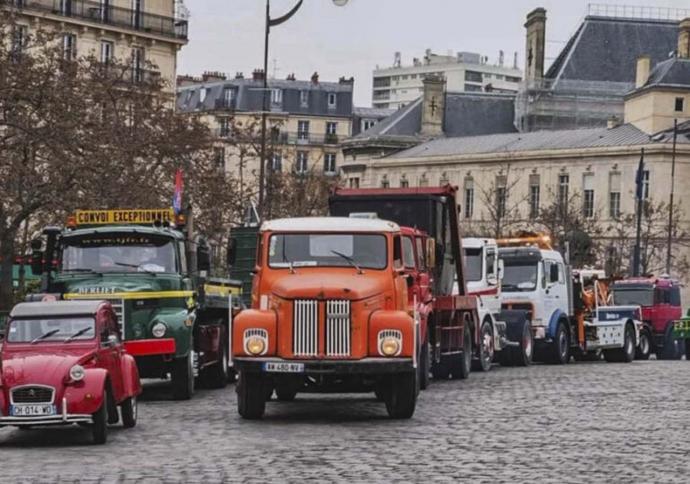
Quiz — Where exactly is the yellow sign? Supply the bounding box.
[74,209,175,226]
[204,284,242,297]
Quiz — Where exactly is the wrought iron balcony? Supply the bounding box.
[5,0,188,41]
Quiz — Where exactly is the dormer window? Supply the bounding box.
[327,93,337,109]
[300,90,309,108]
[199,87,207,103]
[271,89,283,105]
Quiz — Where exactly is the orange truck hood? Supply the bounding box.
[270,271,385,301]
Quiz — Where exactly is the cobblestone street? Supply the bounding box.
[1,360,689,483]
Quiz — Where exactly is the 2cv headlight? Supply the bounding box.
[69,365,85,382]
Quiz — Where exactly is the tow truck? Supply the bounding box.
[28,208,239,399]
[497,235,642,363]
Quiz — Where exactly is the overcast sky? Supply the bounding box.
[179,0,688,106]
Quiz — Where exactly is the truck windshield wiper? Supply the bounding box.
[331,250,363,274]
[114,261,157,275]
[63,326,93,342]
[63,268,99,274]
[31,329,61,344]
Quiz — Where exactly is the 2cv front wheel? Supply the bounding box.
[91,389,109,445]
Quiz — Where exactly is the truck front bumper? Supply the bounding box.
[233,357,415,375]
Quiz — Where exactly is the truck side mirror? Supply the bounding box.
[426,238,436,268]
[30,238,44,275]
[227,237,237,267]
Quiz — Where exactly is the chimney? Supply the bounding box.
[635,56,651,88]
[339,76,354,85]
[286,73,296,81]
[524,7,546,80]
[311,72,319,84]
[202,71,226,82]
[679,18,690,59]
[176,74,198,87]
[252,69,265,81]
[607,115,621,129]
[235,72,244,79]
[420,75,445,137]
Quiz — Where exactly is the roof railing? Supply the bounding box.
[587,3,690,21]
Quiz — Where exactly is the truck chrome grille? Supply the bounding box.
[293,299,319,356]
[12,386,54,404]
[326,300,351,357]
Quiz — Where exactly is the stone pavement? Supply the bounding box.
[1,360,689,483]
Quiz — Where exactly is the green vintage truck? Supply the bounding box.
[28,208,240,399]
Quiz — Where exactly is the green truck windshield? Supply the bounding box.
[61,233,178,274]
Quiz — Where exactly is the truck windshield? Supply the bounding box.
[61,234,177,274]
[7,317,95,343]
[268,233,387,270]
[612,288,653,307]
[464,248,483,282]
[502,261,538,291]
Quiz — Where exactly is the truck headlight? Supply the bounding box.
[152,322,167,338]
[243,329,268,356]
[378,330,402,357]
[69,365,85,382]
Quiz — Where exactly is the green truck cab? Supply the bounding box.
[28,209,239,399]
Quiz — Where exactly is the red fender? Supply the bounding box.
[63,368,108,415]
[120,354,142,398]
[232,309,277,357]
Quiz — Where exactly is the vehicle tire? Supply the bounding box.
[91,389,108,445]
[471,320,493,372]
[275,379,298,402]
[419,339,430,390]
[374,384,389,402]
[450,320,472,379]
[171,353,195,400]
[548,321,570,365]
[237,372,266,420]
[685,340,690,360]
[574,349,602,362]
[204,337,229,389]
[660,323,683,360]
[120,396,138,429]
[384,372,417,419]
[604,323,635,363]
[431,355,451,380]
[635,329,652,360]
[512,319,533,367]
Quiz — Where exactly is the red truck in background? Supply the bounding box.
[610,276,683,359]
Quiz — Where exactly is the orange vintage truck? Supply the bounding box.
[230,186,478,419]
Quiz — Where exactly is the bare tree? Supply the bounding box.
[474,164,527,238]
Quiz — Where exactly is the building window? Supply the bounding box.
[218,118,230,137]
[271,89,282,104]
[324,153,337,174]
[349,177,360,188]
[400,177,409,188]
[381,176,390,188]
[213,146,225,168]
[62,34,76,61]
[582,173,595,218]
[464,179,474,219]
[419,174,428,187]
[327,93,337,109]
[297,120,310,141]
[131,0,142,27]
[496,176,507,219]
[326,122,337,135]
[295,151,308,173]
[100,40,114,65]
[221,87,235,108]
[465,70,483,82]
[609,172,621,219]
[675,97,685,113]
[464,84,483,92]
[362,119,376,132]
[558,174,570,209]
[642,170,650,200]
[199,87,208,104]
[131,46,144,82]
[299,90,309,108]
[271,153,282,172]
[529,175,540,218]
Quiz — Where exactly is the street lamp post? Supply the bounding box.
[257,0,349,218]
[665,118,678,274]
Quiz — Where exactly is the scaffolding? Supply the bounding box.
[587,3,690,22]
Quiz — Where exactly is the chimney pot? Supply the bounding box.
[311,72,319,84]
[607,115,621,129]
[252,69,265,81]
[635,56,651,88]
[679,18,690,59]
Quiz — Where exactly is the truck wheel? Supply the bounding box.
[91,389,109,445]
[635,329,652,360]
[384,372,417,419]
[604,323,635,363]
[451,321,472,379]
[121,396,138,429]
[171,353,195,400]
[431,355,451,380]
[472,320,493,372]
[685,340,690,360]
[237,372,266,419]
[512,319,533,367]
[419,340,430,389]
[203,339,229,389]
[548,321,570,365]
[660,323,683,360]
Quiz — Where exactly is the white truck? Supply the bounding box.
[497,235,642,364]
[458,238,533,370]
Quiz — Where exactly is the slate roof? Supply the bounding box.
[353,92,516,140]
[353,107,396,118]
[546,16,679,83]
[176,78,354,117]
[388,123,658,159]
[644,58,690,88]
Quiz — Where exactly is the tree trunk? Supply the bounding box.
[0,233,16,312]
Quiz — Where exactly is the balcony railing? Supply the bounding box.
[4,0,188,41]
[281,132,341,145]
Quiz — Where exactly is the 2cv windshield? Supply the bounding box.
[7,317,95,343]
[268,233,387,270]
[61,233,177,274]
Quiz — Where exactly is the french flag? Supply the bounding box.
[172,169,184,215]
